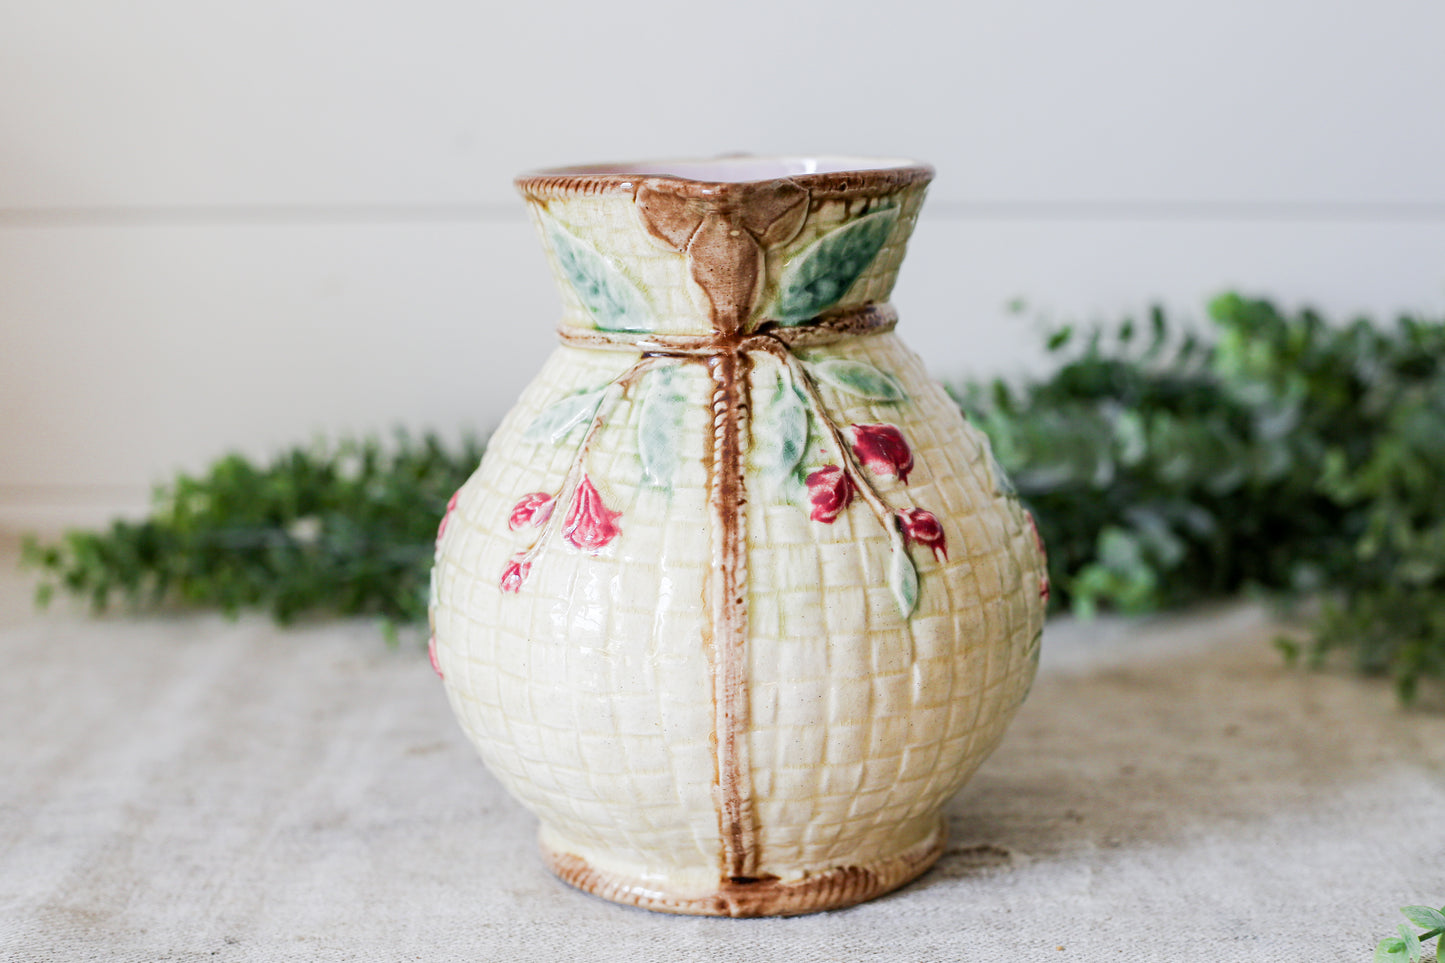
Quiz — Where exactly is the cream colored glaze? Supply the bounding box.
[430,158,1046,915]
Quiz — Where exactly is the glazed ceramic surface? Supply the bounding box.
[430,156,1047,916]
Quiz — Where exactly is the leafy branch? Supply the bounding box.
[959,293,1445,702]
[22,432,484,636]
[19,294,1445,701]
[1377,904,1444,962]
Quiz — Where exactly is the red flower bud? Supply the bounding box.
[1025,513,1050,602]
[509,492,555,531]
[898,508,948,561]
[849,423,914,483]
[500,553,531,593]
[806,465,854,523]
[436,490,460,544]
[1025,511,1048,563]
[562,475,622,552]
[428,634,444,679]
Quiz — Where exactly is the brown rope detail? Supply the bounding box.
[515,164,932,203]
[556,303,898,354]
[553,300,898,884]
[541,815,947,917]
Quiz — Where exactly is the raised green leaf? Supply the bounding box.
[751,364,809,487]
[987,448,1018,497]
[638,366,688,489]
[524,388,606,445]
[544,217,653,332]
[1375,938,1408,963]
[773,208,899,324]
[889,527,919,618]
[1400,924,1424,963]
[1400,907,1445,931]
[804,358,906,402]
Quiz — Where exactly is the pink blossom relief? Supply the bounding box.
[500,554,531,593]
[562,476,621,552]
[806,465,854,523]
[849,423,914,483]
[436,490,460,544]
[898,508,947,561]
[509,492,555,531]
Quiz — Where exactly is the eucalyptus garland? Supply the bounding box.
[959,293,1445,701]
[22,433,485,636]
[21,294,1445,699]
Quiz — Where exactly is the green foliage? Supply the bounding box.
[23,433,484,632]
[20,294,1445,701]
[958,294,1445,701]
[1376,903,1444,962]
[773,207,898,324]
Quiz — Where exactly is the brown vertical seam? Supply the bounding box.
[632,183,813,886]
[708,345,757,880]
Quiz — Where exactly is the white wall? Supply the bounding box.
[3,0,1443,530]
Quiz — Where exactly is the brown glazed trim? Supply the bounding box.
[625,169,807,883]
[530,164,928,899]
[516,159,933,204]
[707,348,757,878]
[541,816,947,918]
[555,304,898,884]
[555,303,899,353]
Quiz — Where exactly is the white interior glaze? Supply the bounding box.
[536,156,925,183]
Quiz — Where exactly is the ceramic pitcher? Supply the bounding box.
[429,156,1047,916]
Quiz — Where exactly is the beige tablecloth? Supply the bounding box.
[2,536,1442,962]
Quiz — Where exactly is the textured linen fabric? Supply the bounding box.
[1,535,1442,962]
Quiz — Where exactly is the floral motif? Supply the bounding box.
[428,634,444,679]
[1025,512,1050,601]
[806,465,854,523]
[849,423,913,483]
[898,508,947,561]
[1025,511,1047,561]
[563,475,622,552]
[436,490,460,544]
[509,492,555,531]
[500,553,531,593]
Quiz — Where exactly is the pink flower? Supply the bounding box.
[500,553,531,593]
[563,475,621,552]
[428,634,444,679]
[436,490,460,544]
[509,492,555,531]
[1024,513,1050,602]
[806,465,854,523]
[898,508,948,561]
[1025,511,1048,563]
[849,423,914,483]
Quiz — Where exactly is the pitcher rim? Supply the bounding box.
[516,155,933,201]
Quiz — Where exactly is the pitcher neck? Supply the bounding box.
[516,158,932,339]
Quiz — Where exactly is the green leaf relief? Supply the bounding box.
[804,358,907,402]
[524,387,607,445]
[987,448,1018,497]
[544,217,654,332]
[638,366,688,489]
[751,364,809,489]
[772,207,899,325]
[888,525,920,618]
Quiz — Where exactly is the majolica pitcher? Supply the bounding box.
[430,157,1047,916]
